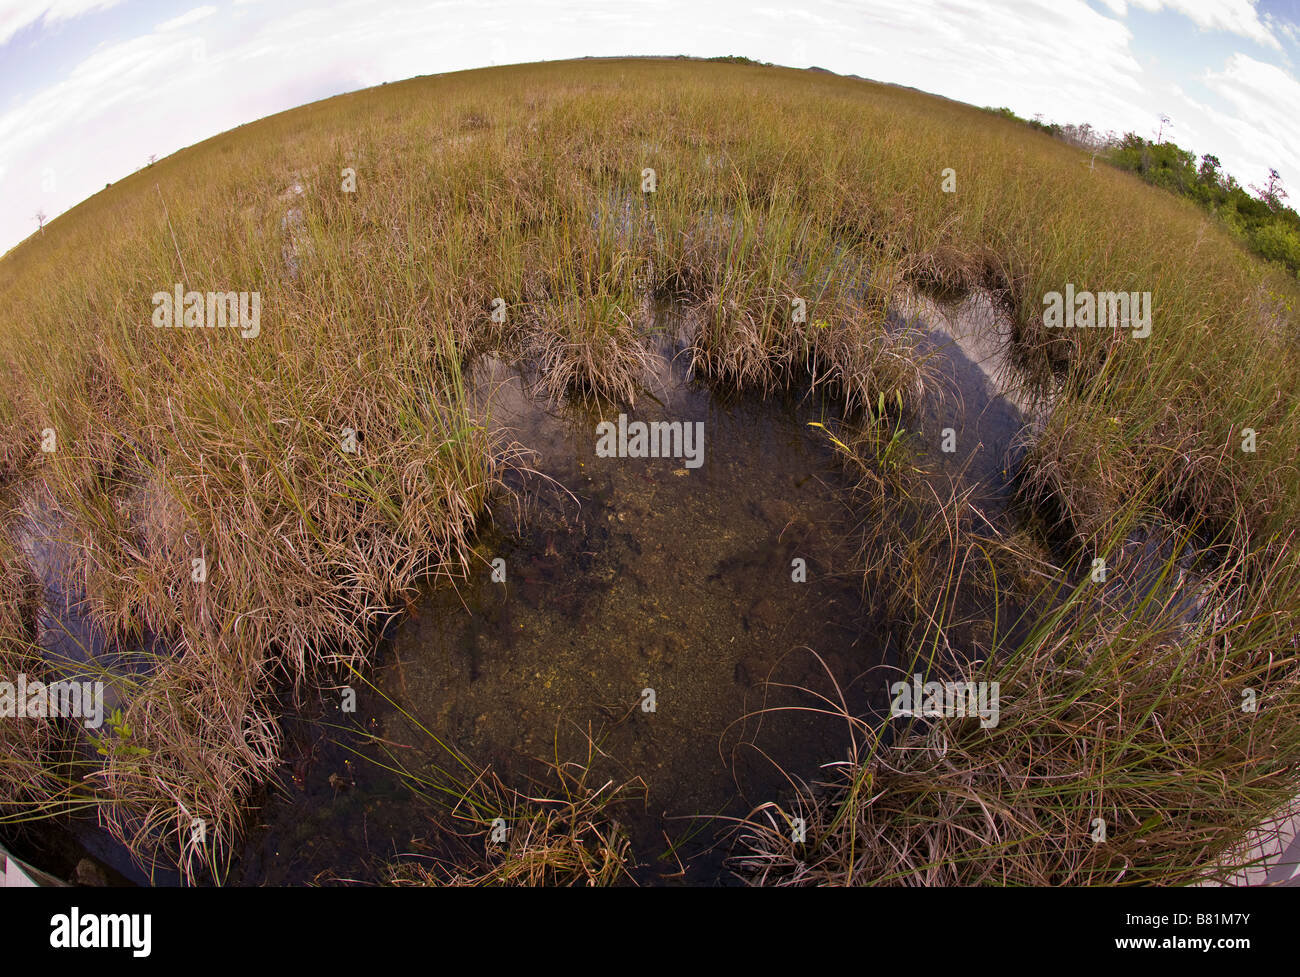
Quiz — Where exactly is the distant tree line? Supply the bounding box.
[986,106,1300,277]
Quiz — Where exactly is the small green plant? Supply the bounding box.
[869,390,907,471]
[809,391,908,474]
[94,708,150,759]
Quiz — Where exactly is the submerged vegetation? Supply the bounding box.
[1,57,1299,885]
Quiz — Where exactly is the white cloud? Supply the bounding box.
[820,0,1148,124]
[0,0,123,47]
[1105,0,1279,50]
[156,6,218,32]
[1202,53,1300,182]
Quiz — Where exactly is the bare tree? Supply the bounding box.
[1250,168,1289,212]
[34,210,47,234]
[1156,113,1171,144]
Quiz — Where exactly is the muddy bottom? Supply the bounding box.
[380,345,891,876]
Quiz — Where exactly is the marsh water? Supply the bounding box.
[4,295,1036,886]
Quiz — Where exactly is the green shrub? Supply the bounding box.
[1252,221,1300,272]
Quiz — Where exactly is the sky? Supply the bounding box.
[3,0,1299,255]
